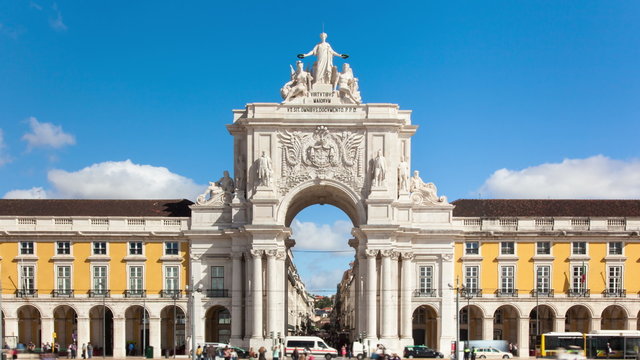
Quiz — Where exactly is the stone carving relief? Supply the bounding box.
[256,151,273,187]
[410,170,448,206]
[249,249,264,258]
[380,249,393,258]
[371,150,387,188]
[196,170,235,206]
[398,156,410,193]
[336,63,361,104]
[278,126,364,195]
[390,251,400,260]
[364,249,379,258]
[441,253,454,262]
[281,61,314,102]
[401,251,414,260]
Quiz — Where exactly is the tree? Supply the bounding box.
[315,296,334,309]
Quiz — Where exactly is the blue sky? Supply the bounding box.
[1,1,639,294]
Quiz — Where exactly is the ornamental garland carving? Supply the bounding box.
[278,126,364,195]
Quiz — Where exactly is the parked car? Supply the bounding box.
[404,345,444,358]
[473,347,513,359]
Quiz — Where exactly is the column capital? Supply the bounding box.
[230,252,243,260]
[365,249,378,258]
[380,249,393,258]
[390,251,400,260]
[401,251,414,260]
[249,249,264,258]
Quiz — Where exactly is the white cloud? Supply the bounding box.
[307,268,348,294]
[291,219,354,251]
[0,129,11,166]
[22,117,75,150]
[479,155,640,199]
[49,2,67,31]
[3,160,204,200]
[3,187,48,199]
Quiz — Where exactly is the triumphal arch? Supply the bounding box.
[188,33,457,351]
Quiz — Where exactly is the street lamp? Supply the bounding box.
[187,280,203,360]
[448,278,460,360]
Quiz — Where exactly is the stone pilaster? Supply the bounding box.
[366,249,378,339]
[250,250,264,339]
[230,252,243,342]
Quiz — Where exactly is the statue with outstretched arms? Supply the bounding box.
[297,32,349,84]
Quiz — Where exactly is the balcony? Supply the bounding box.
[52,289,74,298]
[161,289,183,298]
[88,289,110,298]
[603,289,626,298]
[567,288,590,297]
[206,289,229,298]
[16,289,37,298]
[531,289,554,297]
[414,289,437,297]
[495,288,518,297]
[124,289,146,298]
[461,288,482,298]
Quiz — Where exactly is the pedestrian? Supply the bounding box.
[82,343,87,359]
[207,345,217,360]
[273,345,281,360]
[292,348,300,360]
[87,343,93,358]
[512,344,518,357]
[258,346,267,360]
[341,346,347,359]
[231,348,238,360]
[128,343,134,356]
[196,346,203,360]
[464,345,470,360]
[470,347,476,360]
[607,343,613,359]
[248,347,257,360]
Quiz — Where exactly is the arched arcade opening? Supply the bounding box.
[205,306,230,343]
[412,305,438,349]
[601,305,627,330]
[460,305,483,341]
[18,305,41,347]
[125,305,149,356]
[53,305,77,349]
[565,305,591,333]
[161,305,186,356]
[89,305,113,356]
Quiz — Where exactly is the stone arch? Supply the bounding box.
[124,305,150,356]
[461,305,484,341]
[17,305,41,347]
[205,306,230,343]
[565,305,592,333]
[278,179,366,227]
[89,305,114,356]
[53,305,77,349]
[601,305,628,330]
[412,305,439,349]
[529,305,555,340]
[493,305,519,344]
[161,305,186,356]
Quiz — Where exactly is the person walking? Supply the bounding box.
[272,345,281,360]
[258,347,267,360]
[341,346,347,359]
[249,347,257,360]
[470,347,476,360]
[87,343,93,358]
[81,343,87,359]
[607,343,613,359]
[292,348,300,360]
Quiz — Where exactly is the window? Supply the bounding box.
[129,266,144,291]
[609,242,623,255]
[211,266,224,290]
[20,265,35,290]
[20,241,34,255]
[536,266,550,293]
[165,266,179,291]
[500,242,515,255]
[57,266,71,291]
[608,266,622,292]
[129,242,143,255]
[93,242,107,255]
[419,266,433,292]
[56,241,71,255]
[165,242,179,256]
[465,241,479,255]
[500,266,514,292]
[464,266,479,291]
[572,242,587,255]
[536,242,551,255]
[571,265,587,290]
[93,266,108,292]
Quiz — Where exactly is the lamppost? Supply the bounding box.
[448,278,460,360]
[188,280,203,360]
[1,279,4,350]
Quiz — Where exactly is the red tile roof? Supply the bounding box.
[0,199,193,217]
[452,199,640,217]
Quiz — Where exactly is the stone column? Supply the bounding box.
[274,251,287,336]
[250,250,264,339]
[400,252,414,341]
[113,317,126,358]
[358,255,367,335]
[482,317,493,341]
[591,317,601,332]
[149,317,161,358]
[554,317,565,332]
[230,253,243,342]
[41,317,54,347]
[439,254,456,353]
[4,317,18,339]
[76,316,90,354]
[380,250,392,339]
[626,318,637,331]
[517,317,529,357]
[266,250,277,338]
[366,249,378,340]
[389,251,399,338]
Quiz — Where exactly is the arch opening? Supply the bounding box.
[125,305,150,356]
[529,305,555,350]
[89,305,114,356]
[18,305,41,347]
[412,305,438,349]
[161,306,186,356]
[460,305,484,341]
[565,305,591,333]
[205,306,230,343]
[601,305,627,330]
[493,305,519,345]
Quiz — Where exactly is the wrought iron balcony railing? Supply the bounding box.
[603,289,626,298]
[495,288,518,297]
[531,289,554,297]
[161,289,183,298]
[52,289,74,298]
[567,288,590,297]
[413,289,437,297]
[206,289,229,298]
[88,289,110,297]
[16,289,37,298]
[124,289,146,298]
[461,288,482,298]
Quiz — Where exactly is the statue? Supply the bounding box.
[196,171,235,205]
[298,33,348,85]
[398,156,409,192]
[410,170,447,205]
[372,150,386,187]
[336,63,361,104]
[256,151,273,187]
[281,61,314,102]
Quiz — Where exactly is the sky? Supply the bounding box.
[1,1,639,294]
